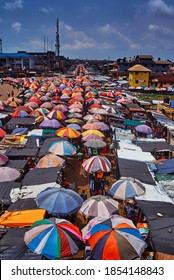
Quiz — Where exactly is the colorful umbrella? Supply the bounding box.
[82,134,103,142]
[24,218,83,259]
[35,187,84,216]
[95,122,109,131]
[39,119,62,129]
[79,195,118,219]
[0,153,9,166]
[55,127,81,138]
[65,118,84,124]
[108,177,146,200]
[0,128,6,138]
[82,155,111,173]
[35,108,50,115]
[35,154,65,168]
[0,167,20,182]
[135,125,152,135]
[82,130,105,138]
[84,139,106,149]
[11,110,28,118]
[82,123,100,130]
[40,102,54,110]
[47,110,66,120]
[88,215,146,260]
[67,124,81,131]
[49,141,77,156]
[53,104,68,112]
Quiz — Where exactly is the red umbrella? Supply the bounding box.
[0,128,6,138]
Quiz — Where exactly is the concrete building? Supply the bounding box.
[128,64,151,87]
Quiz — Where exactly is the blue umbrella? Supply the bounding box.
[108,177,145,200]
[67,124,81,131]
[35,187,84,216]
[11,127,29,135]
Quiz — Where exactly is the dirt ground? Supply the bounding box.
[0,83,19,100]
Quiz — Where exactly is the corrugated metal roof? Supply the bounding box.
[0,53,31,58]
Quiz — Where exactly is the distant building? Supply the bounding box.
[118,55,172,74]
[128,64,151,87]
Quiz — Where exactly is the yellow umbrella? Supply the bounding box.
[65,118,84,124]
[82,130,105,137]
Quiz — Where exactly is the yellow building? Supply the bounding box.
[128,64,151,88]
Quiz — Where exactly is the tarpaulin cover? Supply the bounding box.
[136,200,174,255]
[156,158,174,174]
[8,198,37,211]
[0,209,46,227]
[0,228,43,259]
[118,158,156,185]
[0,182,21,206]
[22,167,61,186]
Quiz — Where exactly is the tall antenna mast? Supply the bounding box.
[55,18,60,56]
[0,38,2,53]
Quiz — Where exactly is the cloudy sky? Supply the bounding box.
[0,0,174,60]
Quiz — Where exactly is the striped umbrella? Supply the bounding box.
[82,130,105,138]
[67,124,81,131]
[55,127,81,138]
[24,218,84,259]
[47,110,66,120]
[48,141,77,156]
[79,195,118,219]
[82,134,103,142]
[82,155,111,173]
[87,215,146,260]
[108,177,146,200]
[82,122,100,130]
[0,153,9,166]
[35,154,65,168]
[84,139,106,149]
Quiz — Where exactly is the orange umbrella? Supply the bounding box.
[56,127,81,138]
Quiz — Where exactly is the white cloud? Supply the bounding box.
[148,0,174,16]
[40,6,53,14]
[148,24,174,35]
[148,24,160,31]
[62,40,96,51]
[11,22,22,32]
[97,24,116,34]
[4,0,23,10]
[97,23,141,50]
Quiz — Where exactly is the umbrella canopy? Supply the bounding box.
[47,110,66,120]
[35,187,84,216]
[82,134,103,142]
[35,154,65,168]
[82,155,111,173]
[84,139,106,149]
[94,122,109,131]
[55,127,81,138]
[82,122,100,130]
[108,177,146,200]
[49,141,77,156]
[87,215,146,260]
[11,110,29,118]
[65,118,84,124]
[39,119,62,129]
[67,124,81,131]
[135,125,152,135]
[79,195,118,219]
[24,218,83,259]
[0,153,8,165]
[0,128,6,138]
[82,130,105,138]
[0,166,20,182]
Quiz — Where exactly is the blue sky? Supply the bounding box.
[0,0,174,60]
